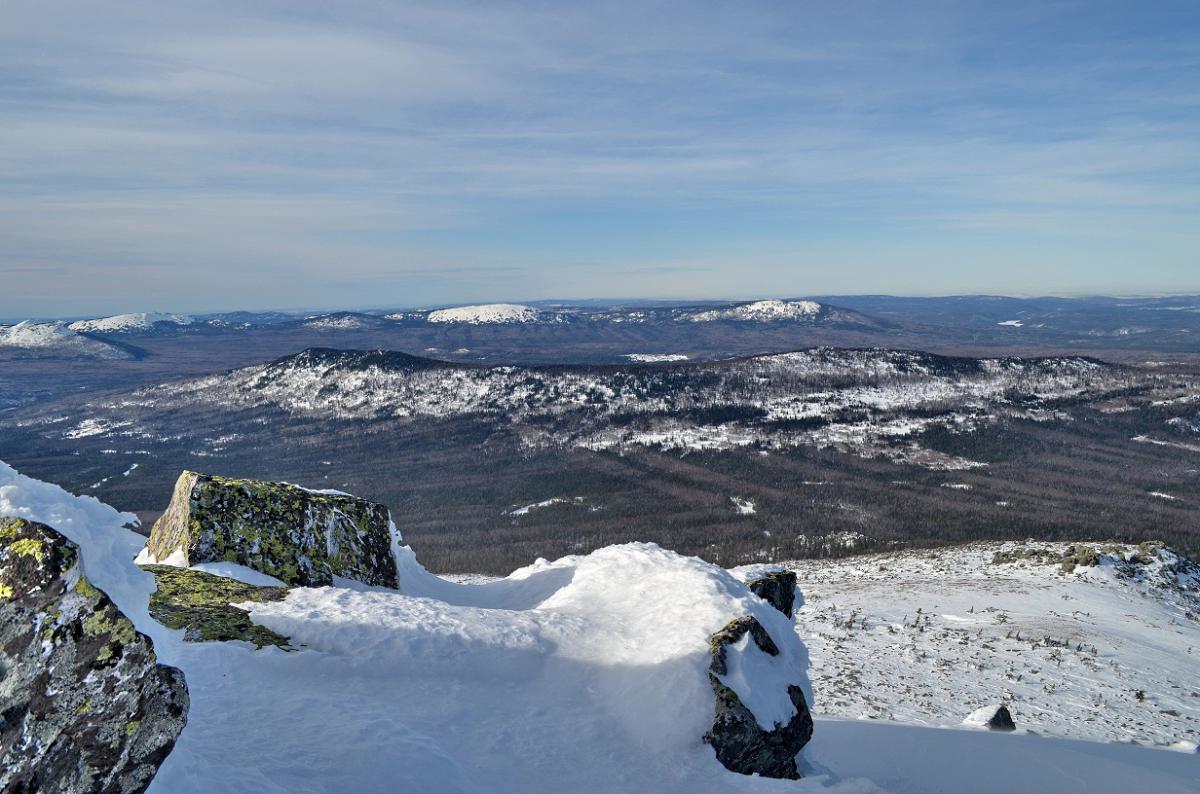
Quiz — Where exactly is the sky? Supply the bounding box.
[2,1,1199,317]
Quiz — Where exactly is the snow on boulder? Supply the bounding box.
[704,615,813,778]
[243,541,817,787]
[426,303,540,324]
[137,471,399,588]
[0,517,188,793]
[964,704,1017,732]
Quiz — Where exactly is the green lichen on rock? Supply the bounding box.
[992,544,1104,572]
[141,564,292,649]
[143,471,399,588]
[704,615,813,780]
[991,546,1058,565]
[1060,545,1101,573]
[0,516,188,794]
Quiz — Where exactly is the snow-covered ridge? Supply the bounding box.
[625,353,689,363]
[690,299,823,322]
[110,346,1135,468]
[426,303,542,324]
[69,312,193,333]
[3,460,1198,792]
[303,314,368,330]
[0,320,133,359]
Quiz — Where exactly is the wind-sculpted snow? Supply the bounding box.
[130,347,1133,467]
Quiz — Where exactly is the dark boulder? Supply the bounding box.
[0,517,188,794]
[703,615,813,779]
[965,704,1017,732]
[746,570,797,618]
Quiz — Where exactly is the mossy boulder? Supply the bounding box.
[142,471,399,588]
[746,570,797,618]
[141,565,292,649]
[703,615,813,779]
[0,517,188,794]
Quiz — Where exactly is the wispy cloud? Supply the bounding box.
[2,1,1198,314]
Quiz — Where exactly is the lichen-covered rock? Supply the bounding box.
[703,615,813,779]
[746,570,797,618]
[0,517,188,794]
[141,471,399,587]
[141,564,291,649]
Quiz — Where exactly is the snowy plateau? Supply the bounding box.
[2,461,1198,793]
[68,312,195,333]
[690,299,823,322]
[425,303,544,324]
[0,320,133,359]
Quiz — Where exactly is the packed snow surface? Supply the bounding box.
[777,541,1200,749]
[0,321,132,359]
[690,300,822,322]
[426,304,541,324]
[69,312,193,332]
[2,461,1198,793]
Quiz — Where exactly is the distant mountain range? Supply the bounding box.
[7,295,1195,347]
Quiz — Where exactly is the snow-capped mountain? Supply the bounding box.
[301,312,383,330]
[689,299,823,322]
[0,320,134,359]
[69,312,194,333]
[424,303,547,324]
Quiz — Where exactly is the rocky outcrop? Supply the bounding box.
[703,616,813,779]
[746,570,797,618]
[964,704,1016,732]
[141,471,399,587]
[0,517,188,794]
[141,565,291,649]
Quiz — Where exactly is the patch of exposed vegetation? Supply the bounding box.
[141,564,293,649]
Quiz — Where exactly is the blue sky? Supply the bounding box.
[2,1,1198,316]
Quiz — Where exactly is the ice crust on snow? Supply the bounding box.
[3,459,1199,793]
